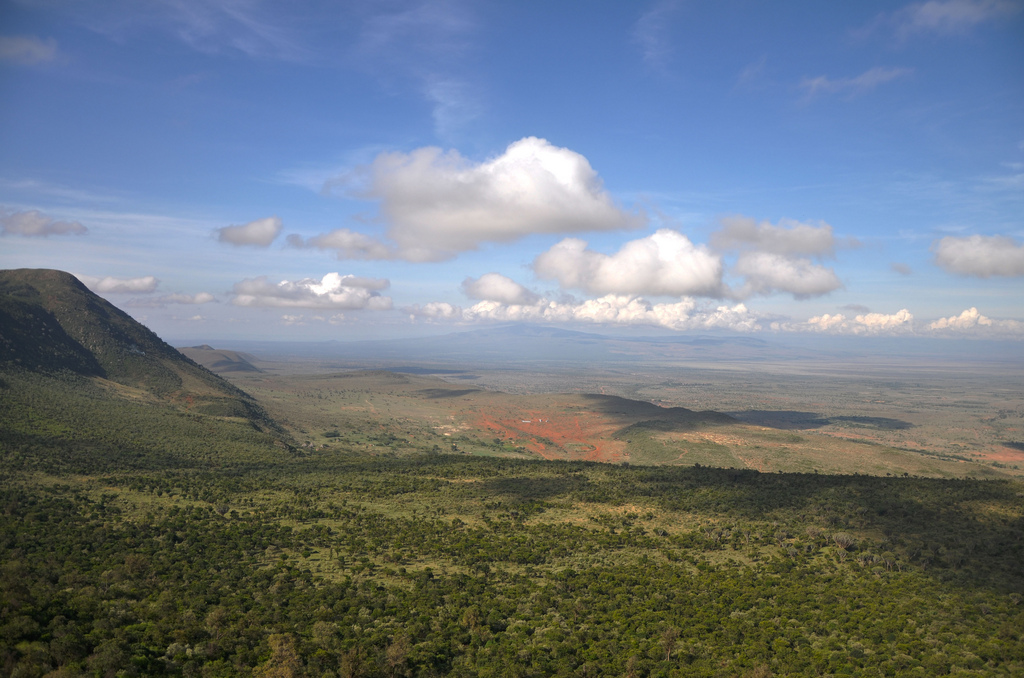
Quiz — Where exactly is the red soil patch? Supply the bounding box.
[471,407,627,463]
[977,446,1024,464]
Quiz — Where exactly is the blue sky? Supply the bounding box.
[2,0,1022,342]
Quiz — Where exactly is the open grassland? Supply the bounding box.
[225,368,1021,479]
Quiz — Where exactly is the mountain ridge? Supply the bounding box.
[0,268,276,427]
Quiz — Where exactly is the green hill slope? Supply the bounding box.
[1,269,238,393]
[0,268,284,471]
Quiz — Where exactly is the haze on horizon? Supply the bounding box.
[1,1,1022,346]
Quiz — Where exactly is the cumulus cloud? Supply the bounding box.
[800,67,913,98]
[462,273,540,305]
[733,252,843,298]
[123,292,216,308]
[78,275,159,294]
[710,217,847,299]
[711,216,850,256]
[408,293,761,333]
[407,301,463,321]
[775,306,1023,337]
[896,0,1019,35]
[287,229,394,260]
[854,309,915,333]
[533,230,724,297]
[216,216,282,247]
[231,272,392,310]
[933,234,1024,277]
[319,137,644,262]
[928,307,1024,336]
[785,309,915,335]
[929,307,992,330]
[0,35,58,64]
[475,296,760,332]
[1,209,87,237]
[802,313,850,333]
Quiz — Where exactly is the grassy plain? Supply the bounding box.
[218,351,1024,479]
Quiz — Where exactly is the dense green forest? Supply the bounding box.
[2,369,1023,677]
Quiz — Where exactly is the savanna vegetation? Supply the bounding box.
[2,368,1023,677]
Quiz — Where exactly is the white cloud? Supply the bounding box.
[78,275,159,294]
[231,272,392,310]
[710,216,847,299]
[711,216,850,256]
[461,273,540,305]
[0,35,58,65]
[1,208,87,237]
[216,216,282,247]
[124,292,216,308]
[533,230,724,297]
[784,309,915,335]
[929,307,993,330]
[320,137,644,262]
[800,67,913,98]
[777,306,1024,337]
[803,313,850,332]
[287,229,394,260]
[855,309,915,333]
[468,296,759,332]
[928,307,1024,336]
[409,293,761,333]
[407,301,463,321]
[896,0,1019,35]
[733,252,843,298]
[933,234,1024,277]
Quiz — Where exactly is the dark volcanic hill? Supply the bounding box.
[177,344,263,373]
[0,268,275,426]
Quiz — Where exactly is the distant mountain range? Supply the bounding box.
[0,268,274,426]
[175,319,1024,373]
[197,323,823,369]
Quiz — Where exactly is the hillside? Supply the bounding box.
[1,269,240,392]
[0,269,281,470]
